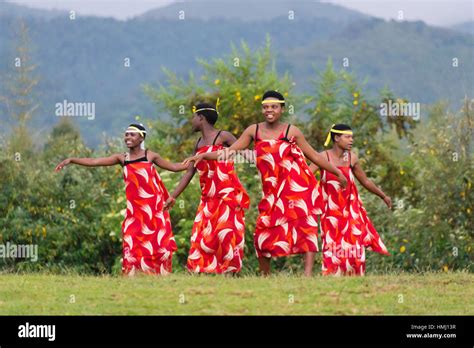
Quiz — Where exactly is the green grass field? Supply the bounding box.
[0,272,472,315]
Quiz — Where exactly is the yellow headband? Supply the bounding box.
[262,99,285,104]
[193,97,220,115]
[324,124,353,147]
[126,126,146,138]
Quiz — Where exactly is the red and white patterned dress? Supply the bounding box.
[320,151,389,276]
[254,124,324,258]
[188,131,250,273]
[121,150,177,275]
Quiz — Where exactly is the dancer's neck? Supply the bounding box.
[264,120,281,129]
[200,124,218,140]
[128,146,144,156]
[331,145,346,158]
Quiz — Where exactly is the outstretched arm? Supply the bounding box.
[149,151,188,172]
[55,154,123,172]
[224,125,254,151]
[352,153,392,209]
[221,130,255,164]
[292,127,347,188]
[183,125,255,167]
[163,163,196,210]
[163,141,198,211]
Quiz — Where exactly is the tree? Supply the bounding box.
[304,59,419,198]
[1,20,40,156]
[144,37,295,159]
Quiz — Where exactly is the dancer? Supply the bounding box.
[164,102,250,274]
[183,91,347,276]
[312,124,391,276]
[55,123,187,276]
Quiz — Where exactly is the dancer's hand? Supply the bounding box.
[163,197,176,210]
[336,171,348,189]
[55,158,71,172]
[182,153,204,168]
[382,195,392,209]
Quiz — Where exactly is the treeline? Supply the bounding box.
[0,11,472,146]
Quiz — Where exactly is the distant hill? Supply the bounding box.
[138,0,369,23]
[285,18,474,104]
[0,1,472,146]
[451,21,474,35]
[0,1,66,19]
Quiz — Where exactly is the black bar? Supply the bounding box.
[0,316,472,346]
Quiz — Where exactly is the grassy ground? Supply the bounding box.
[0,272,472,315]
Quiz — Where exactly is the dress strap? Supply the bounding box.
[349,151,353,169]
[278,124,291,141]
[284,124,291,139]
[326,150,330,161]
[255,123,259,141]
[212,130,222,145]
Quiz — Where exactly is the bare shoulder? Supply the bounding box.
[287,124,303,137]
[110,153,126,165]
[246,123,258,132]
[319,149,328,155]
[243,124,258,138]
[146,150,160,160]
[350,151,359,165]
[221,130,236,140]
[114,153,126,161]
